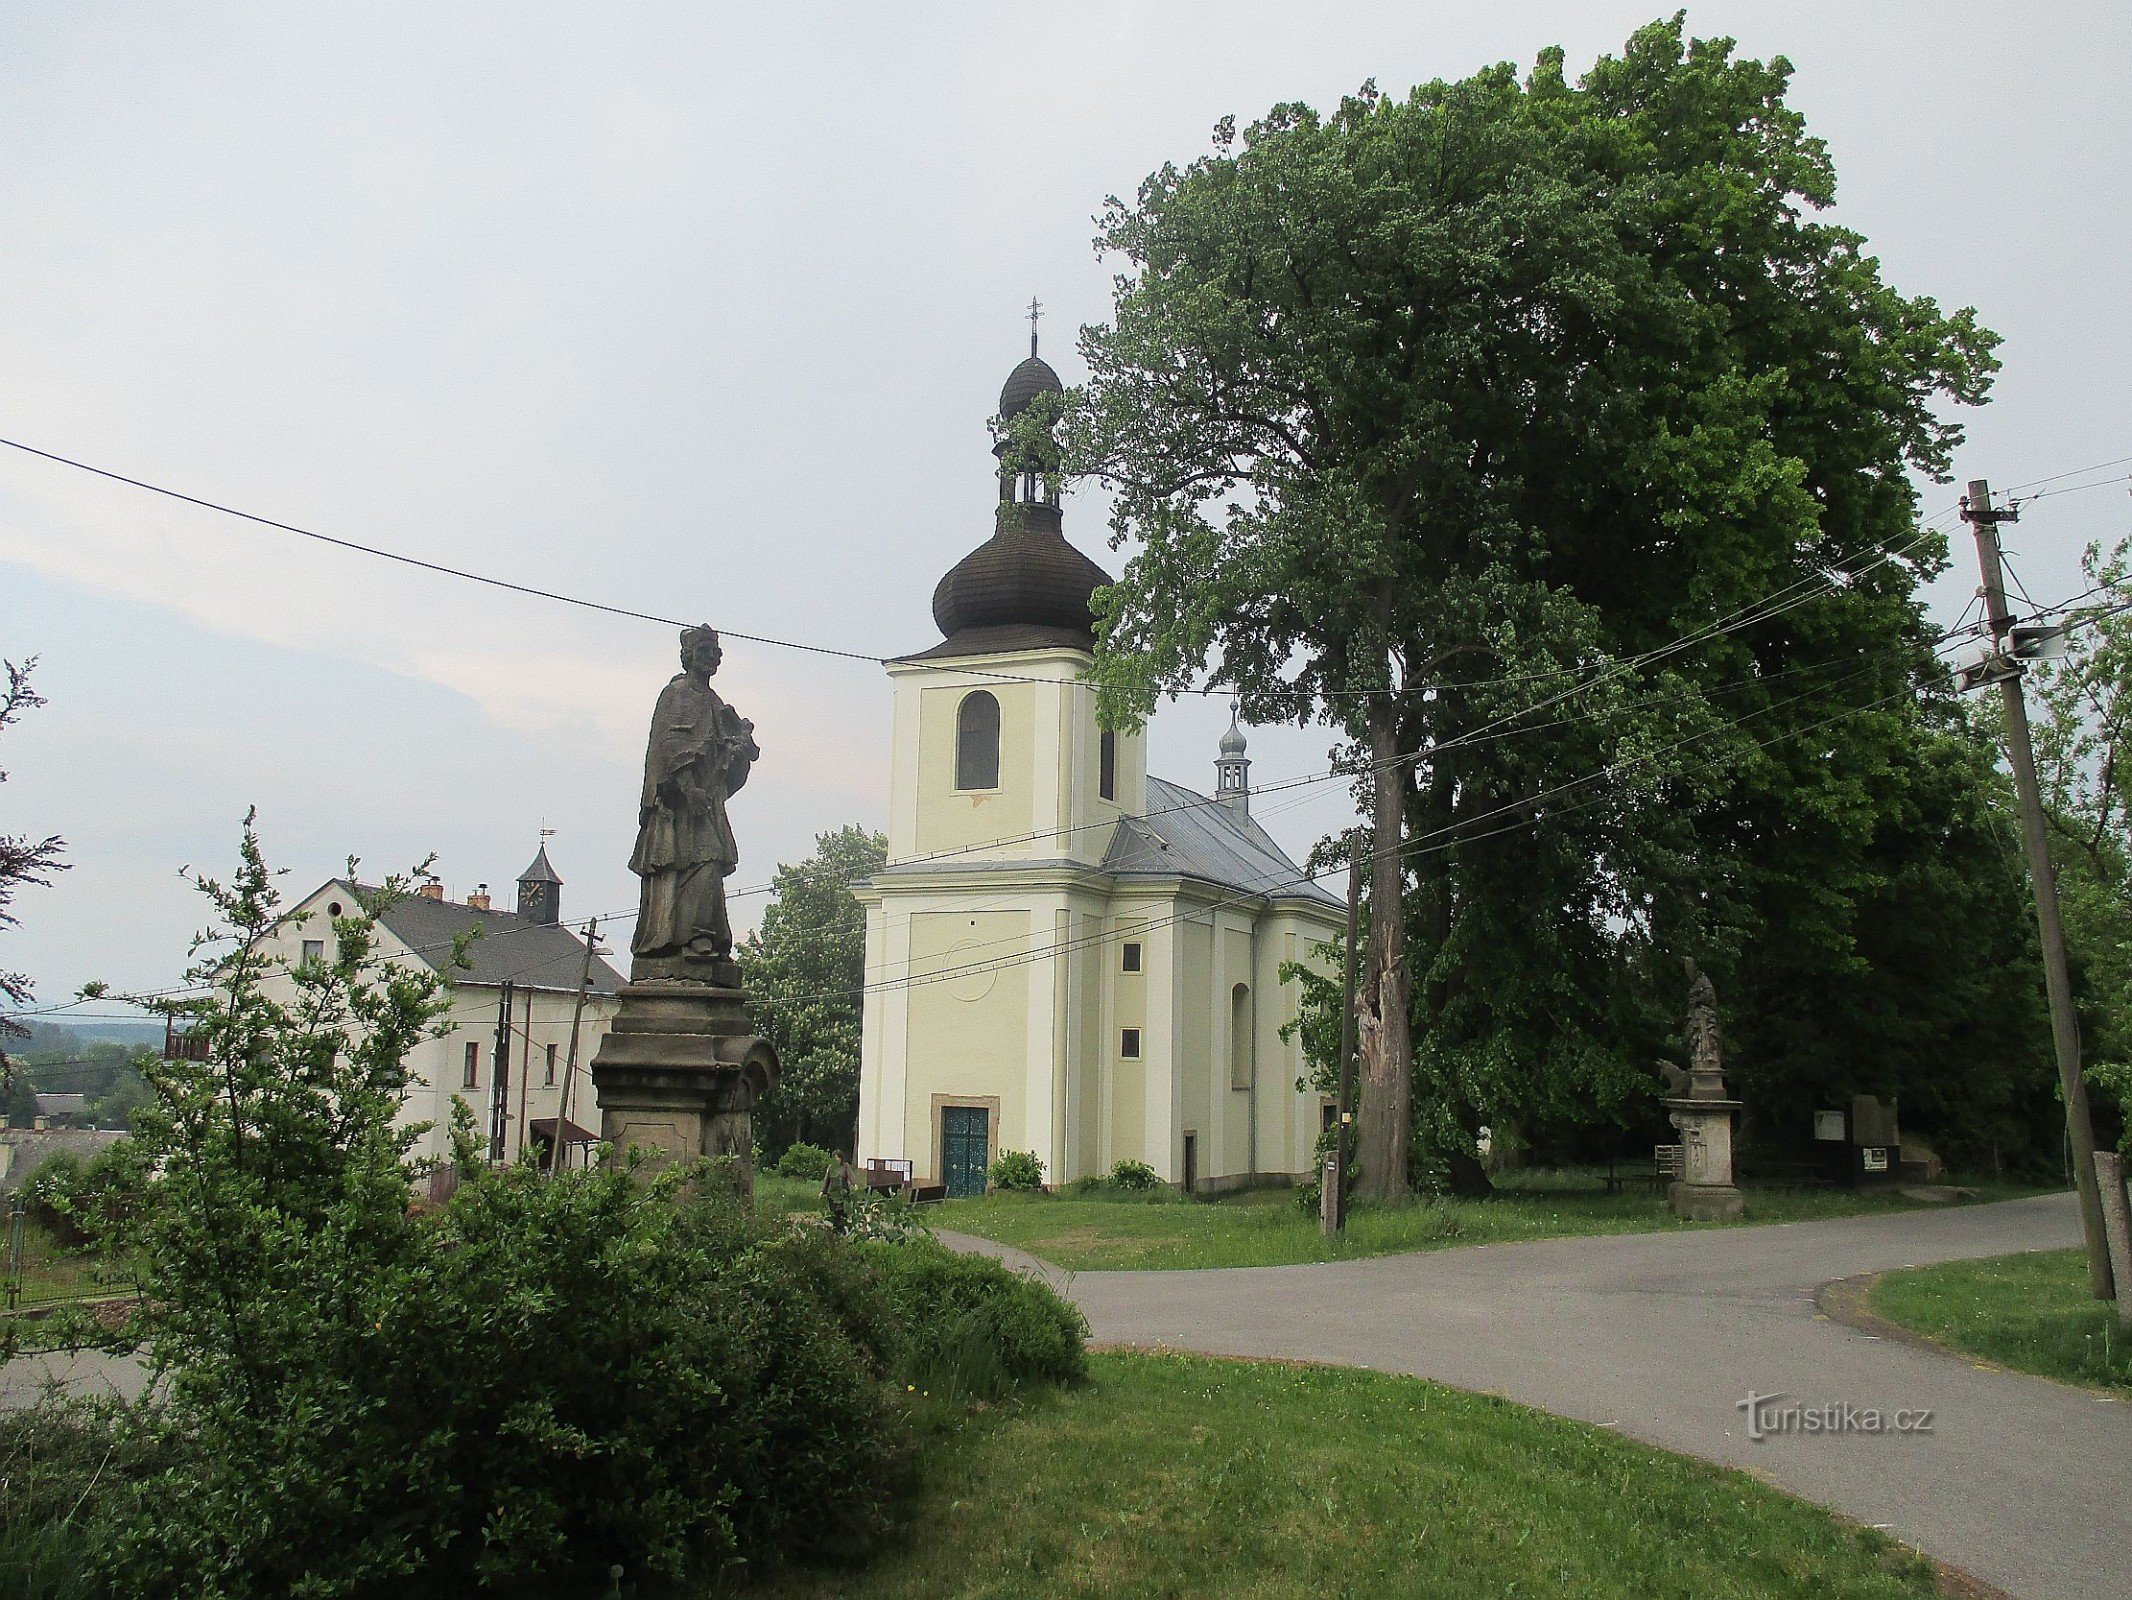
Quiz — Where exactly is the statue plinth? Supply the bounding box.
[1664,1089,1744,1223]
[589,978,778,1187]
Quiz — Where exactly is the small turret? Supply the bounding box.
[517,841,562,926]
[1215,716,1250,816]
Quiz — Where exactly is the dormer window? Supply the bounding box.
[1099,729,1117,801]
[956,690,1001,790]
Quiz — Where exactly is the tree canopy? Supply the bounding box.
[740,825,886,1158]
[1070,18,2011,1188]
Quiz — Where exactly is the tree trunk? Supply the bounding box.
[1353,691,1412,1202]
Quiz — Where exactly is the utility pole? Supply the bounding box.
[1964,478,2114,1300]
[1325,827,1363,1235]
[555,918,599,1172]
[489,980,515,1164]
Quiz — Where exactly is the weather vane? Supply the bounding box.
[1027,295,1042,357]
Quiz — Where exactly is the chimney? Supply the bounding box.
[467,884,492,911]
[417,881,445,901]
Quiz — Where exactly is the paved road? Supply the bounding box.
[948,1194,2130,1600]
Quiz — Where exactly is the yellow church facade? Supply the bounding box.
[854,342,1344,1196]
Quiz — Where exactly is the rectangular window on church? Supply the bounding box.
[545,1043,558,1086]
[1099,729,1117,801]
[1120,1027,1141,1059]
[1121,942,1142,973]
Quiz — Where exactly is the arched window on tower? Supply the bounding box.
[955,690,1001,790]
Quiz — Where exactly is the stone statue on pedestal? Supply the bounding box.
[1663,959,1744,1222]
[629,626,758,986]
[591,627,779,1185]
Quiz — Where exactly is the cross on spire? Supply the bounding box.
[1027,296,1043,357]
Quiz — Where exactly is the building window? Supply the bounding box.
[1121,942,1142,974]
[1229,983,1253,1091]
[1099,728,1117,801]
[462,1041,480,1089]
[955,690,1001,790]
[545,1043,558,1086]
[300,938,324,966]
[1120,1027,1141,1060]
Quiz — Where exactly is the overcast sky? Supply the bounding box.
[2,2,2127,1022]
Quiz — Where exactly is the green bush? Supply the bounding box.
[988,1149,1045,1191]
[89,1163,911,1596]
[0,1397,152,1600]
[861,1236,1086,1399]
[1108,1159,1160,1191]
[775,1141,837,1181]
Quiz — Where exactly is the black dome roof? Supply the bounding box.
[998,355,1063,421]
[926,502,1112,656]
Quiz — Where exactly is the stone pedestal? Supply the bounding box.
[589,978,779,1188]
[1665,1091,1744,1222]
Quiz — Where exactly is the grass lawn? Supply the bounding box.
[928,1172,2050,1272]
[1867,1248,2132,1393]
[752,1351,1953,1600]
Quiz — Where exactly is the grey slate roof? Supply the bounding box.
[34,1093,86,1117]
[517,844,561,885]
[375,892,624,995]
[1103,777,1341,910]
[871,779,1338,914]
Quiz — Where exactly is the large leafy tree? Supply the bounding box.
[2016,541,2132,1155]
[1072,19,1997,1195]
[740,825,887,1157]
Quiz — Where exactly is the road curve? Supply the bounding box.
[949,1194,2129,1600]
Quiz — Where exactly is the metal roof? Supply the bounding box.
[375,893,625,994]
[517,844,562,885]
[1103,777,1341,909]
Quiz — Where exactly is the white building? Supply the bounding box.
[855,344,1345,1196]
[262,846,625,1168]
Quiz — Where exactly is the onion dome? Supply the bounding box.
[998,354,1063,421]
[1218,718,1248,756]
[899,313,1111,662]
[923,501,1111,657]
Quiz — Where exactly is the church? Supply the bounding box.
[854,336,1345,1196]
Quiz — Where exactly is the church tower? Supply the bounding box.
[516,840,562,926]
[855,316,1342,1201]
[881,319,1143,872]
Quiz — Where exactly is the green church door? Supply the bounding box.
[942,1106,989,1198]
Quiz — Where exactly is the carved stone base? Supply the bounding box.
[1669,1180,1745,1223]
[589,980,779,1189]
[1664,1094,1744,1224]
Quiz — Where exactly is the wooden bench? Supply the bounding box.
[1604,1146,1683,1194]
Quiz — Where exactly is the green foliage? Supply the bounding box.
[1070,19,2016,1175]
[740,825,887,1158]
[860,1237,1088,1399]
[2016,535,2132,1157]
[3,817,1088,1597]
[21,1138,147,1248]
[1107,1159,1160,1191]
[1,657,68,1078]
[987,1149,1045,1191]
[0,1398,152,1600]
[776,1140,838,1180]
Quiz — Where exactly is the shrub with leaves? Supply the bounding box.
[987,1149,1045,1191]
[860,1237,1087,1400]
[775,1140,837,1181]
[38,817,928,1598]
[1108,1159,1160,1191]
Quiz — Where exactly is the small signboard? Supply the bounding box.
[1862,1147,1889,1173]
[1814,1110,1846,1143]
